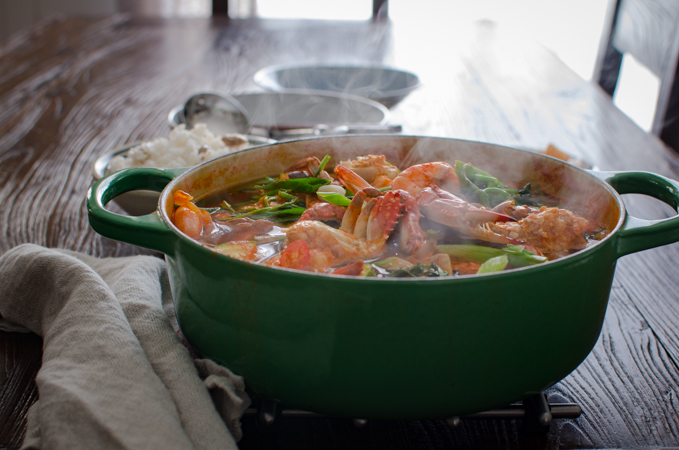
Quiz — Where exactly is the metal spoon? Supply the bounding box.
[183,92,251,135]
[265,123,402,139]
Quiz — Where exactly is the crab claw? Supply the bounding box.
[392,190,425,255]
[366,190,407,240]
[416,186,522,246]
[300,201,346,223]
[417,186,516,224]
[340,188,382,235]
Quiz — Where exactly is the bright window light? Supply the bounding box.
[256,0,372,20]
[613,54,661,132]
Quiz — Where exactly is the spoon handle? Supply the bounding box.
[267,124,402,138]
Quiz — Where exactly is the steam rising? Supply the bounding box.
[233,91,386,129]
[183,136,619,233]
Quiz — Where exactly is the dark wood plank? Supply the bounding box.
[0,332,41,449]
[0,16,394,257]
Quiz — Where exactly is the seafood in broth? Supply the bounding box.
[171,155,608,277]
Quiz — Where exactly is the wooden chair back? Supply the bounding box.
[594,0,679,149]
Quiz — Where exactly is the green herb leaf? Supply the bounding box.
[454,160,547,208]
[479,187,513,208]
[317,192,352,207]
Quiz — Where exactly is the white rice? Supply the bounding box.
[106,123,249,173]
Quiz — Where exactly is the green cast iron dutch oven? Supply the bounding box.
[87,135,679,419]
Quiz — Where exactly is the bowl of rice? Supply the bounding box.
[93,124,275,216]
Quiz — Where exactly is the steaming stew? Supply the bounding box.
[171,154,608,277]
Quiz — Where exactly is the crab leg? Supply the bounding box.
[340,188,381,234]
[353,197,378,238]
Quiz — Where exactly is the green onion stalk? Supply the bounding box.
[437,244,547,268]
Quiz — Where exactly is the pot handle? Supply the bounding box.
[589,170,679,257]
[87,167,186,256]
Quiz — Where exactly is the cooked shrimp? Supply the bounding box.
[391,162,460,196]
[339,155,400,188]
[173,190,213,239]
[174,207,203,239]
[285,221,386,264]
[334,165,378,194]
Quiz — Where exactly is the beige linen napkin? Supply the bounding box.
[0,244,250,450]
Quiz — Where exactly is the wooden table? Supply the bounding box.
[2,14,679,449]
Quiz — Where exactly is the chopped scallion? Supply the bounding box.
[317,192,352,207]
[315,155,331,176]
[436,244,547,267]
[477,255,509,274]
[220,200,235,214]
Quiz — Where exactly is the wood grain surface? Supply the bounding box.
[2,14,679,449]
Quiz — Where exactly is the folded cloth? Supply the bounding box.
[0,244,250,450]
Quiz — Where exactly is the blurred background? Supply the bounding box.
[0,0,657,132]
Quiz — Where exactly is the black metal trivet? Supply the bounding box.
[243,392,581,433]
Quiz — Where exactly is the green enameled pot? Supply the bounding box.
[87,136,679,419]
